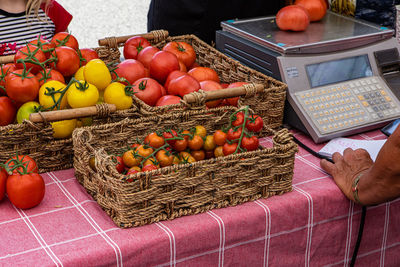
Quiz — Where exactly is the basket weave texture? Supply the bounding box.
[0,30,287,173]
[73,107,298,228]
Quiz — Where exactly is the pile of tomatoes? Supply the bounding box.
[99,107,264,179]
[0,153,45,209]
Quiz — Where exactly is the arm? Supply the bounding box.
[320,125,400,205]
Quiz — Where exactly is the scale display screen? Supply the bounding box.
[306,54,373,88]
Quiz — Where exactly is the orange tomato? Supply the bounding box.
[214,146,224,157]
[156,150,174,167]
[145,132,165,148]
[194,125,207,138]
[191,150,205,161]
[203,135,216,151]
[122,150,141,167]
[136,145,154,158]
[188,135,204,150]
[213,130,227,146]
[173,139,188,152]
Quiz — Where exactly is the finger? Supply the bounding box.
[343,147,354,161]
[320,159,335,175]
[332,152,343,163]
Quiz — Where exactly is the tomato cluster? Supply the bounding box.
[0,32,101,128]
[0,153,45,209]
[98,107,264,181]
[121,36,247,108]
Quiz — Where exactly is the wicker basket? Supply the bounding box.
[0,30,287,173]
[72,107,298,228]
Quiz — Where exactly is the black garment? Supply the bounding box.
[147,0,285,44]
[355,0,400,29]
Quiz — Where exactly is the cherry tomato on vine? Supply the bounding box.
[142,164,158,172]
[213,130,227,146]
[203,135,216,151]
[191,150,205,161]
[245,115,264,132]
[214,146,225,157]
[173,139,188,152]
[241,136,259,151]
[223,142,238,156]
[194,125,207,138]
[231,112,244,127]
[163,129,178,146]
[145,132,165,148]
[156,150,174,167]
[136,145,154,158]
[227,127,242,141]
[113,155,125,173]
[188,135,204,151]
[122,150,141,168]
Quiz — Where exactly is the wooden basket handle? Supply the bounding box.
[0,55,14,64]
[98,30,169,48]
[29,103,117,123]
[183,83,265,104]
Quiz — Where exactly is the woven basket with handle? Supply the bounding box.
[73,106,298,228]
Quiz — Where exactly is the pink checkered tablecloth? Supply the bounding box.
[1,130,399,266]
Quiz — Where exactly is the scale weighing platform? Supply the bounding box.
[216,11,400,143]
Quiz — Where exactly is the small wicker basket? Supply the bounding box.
[73,107,298,228]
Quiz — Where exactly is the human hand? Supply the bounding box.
[320,148,373,202]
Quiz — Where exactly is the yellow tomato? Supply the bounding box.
[67,80,99,108]
[74,66,85,81]
[39,80,68,110]
[51,119,77,139]
[203,135,216,151]
[103,82,133,110]
[195,125,207,138]
[83,59,111,91]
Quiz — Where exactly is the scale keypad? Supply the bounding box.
[295,77,400,134]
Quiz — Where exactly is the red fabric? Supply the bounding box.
[0,130,399,266]
[41,0,72,33]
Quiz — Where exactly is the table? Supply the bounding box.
[1,130,399,266]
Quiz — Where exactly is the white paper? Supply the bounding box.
[319,138,386,161]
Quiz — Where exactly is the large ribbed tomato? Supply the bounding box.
[276,5,310,32]
[295,0,327,22]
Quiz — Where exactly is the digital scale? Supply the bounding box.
[216,11,400,143]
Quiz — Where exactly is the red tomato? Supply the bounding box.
[137,46,160,68]
[142,164,158,172]
[164,70,186,89]
[227,82,248,106]
[113,155,125,173]
[167,74,200,97]
[223,142,238,156]
[178,60,187,72]
[14,45,47,74]
[0,96,16,126]
[245,114,264,132]
[79,48,99,66]
[149,50,180,84]
[51,32,79,50]
[156,95,181,106]
[0,64,16,96]
[123,36,151,60]
[159,85,167,96]
[114,59,147,85]
[188,67,220,83]
[36,68,65,86]
[5,69,40,103]
[6,172,45,209]
[163,129,178,147]
[276,5,310,31]
[50,46,80,77]
[227,127,243,141]
[0,168,7,201]
[295,0,327,22]
[199,80,223,108]
[231,111,244,127]
[240,136,259,151]
[132,77,163,106]
[213,130,227,146]
[5,155,39,174]
[162,41,196,68]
